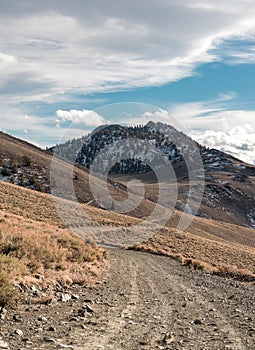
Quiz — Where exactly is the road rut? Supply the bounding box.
[74,249,255,349]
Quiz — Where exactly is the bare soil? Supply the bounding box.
[1,248,255,349]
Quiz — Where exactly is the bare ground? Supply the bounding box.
[1,248,255,349]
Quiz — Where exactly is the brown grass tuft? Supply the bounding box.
[131,227,255,279]
[0,270,17,307]
[0,210,108,305]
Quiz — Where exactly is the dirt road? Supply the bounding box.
[1,249,255,349]
[74,249,255,349]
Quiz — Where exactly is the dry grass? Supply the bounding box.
[0,270,18,307]
[167,211,255,248]
[1,179,255,280]
[132,226,255,279]
[0,180,142,232]
[0,209,107,306]
[0,131,156,218]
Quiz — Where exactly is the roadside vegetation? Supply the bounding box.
[132,227,255,280]
[0,210,107,306]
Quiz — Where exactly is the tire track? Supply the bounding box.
[73,249,254,349]
[145,255,247,350]
[75,257,140,350]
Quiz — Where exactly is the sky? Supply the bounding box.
[0,0,255,164]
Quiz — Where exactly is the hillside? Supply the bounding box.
[0,131,52,192]
[114,157,255,229]
[48,121,255,229]
[1,127,255,229]
[0,210,106,290]
[0,128,255,278]
[0,180,255,279]
[0,130,116,201]
[0,131,159,219]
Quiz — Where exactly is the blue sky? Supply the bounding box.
[0,0,255,164]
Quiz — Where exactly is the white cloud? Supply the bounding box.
[1,1,255,156]
[191,125,255,165]
[116,100,255,164]
[171,103,255,132]
[0,1,255,101]
[0,53,17,66]
[168,96,255,164]
[0,110,92,148]
[56,109,107,127]
[0,52,19,87]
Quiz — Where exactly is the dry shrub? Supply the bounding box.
[182,258,218,273]
[0,210,107,291]
[131,228,255,279]
[217,264,254,278]
[0,270,17,307]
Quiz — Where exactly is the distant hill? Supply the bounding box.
[0,130,127,206]
[48,121,255,229]
[1,125,255,229]
[0,130,160,218]
[47,122,194,173]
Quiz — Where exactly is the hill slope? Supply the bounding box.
[1,129,255,276]
[0,131,124,206]
[48,121,255,229]
[0,131,159,218]
[2,127,255,229]
[1,180,255,278]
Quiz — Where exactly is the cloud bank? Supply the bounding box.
[169,98,255,165]
[1,0,255,102]
[191,125,255,165]
[1,0,255,163]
